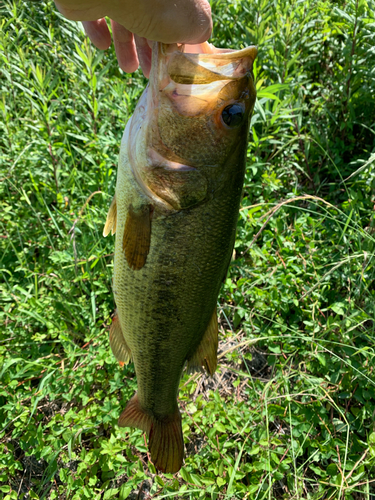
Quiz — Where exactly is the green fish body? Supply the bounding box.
[104,42,257,473]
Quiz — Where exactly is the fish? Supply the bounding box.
[103,41,257,473]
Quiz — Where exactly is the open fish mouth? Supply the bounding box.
[161,41,257,84]
[149,41,257,114]
[126,42,257,209]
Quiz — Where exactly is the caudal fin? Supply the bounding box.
[149,413,184,473]
[118,394,184,473]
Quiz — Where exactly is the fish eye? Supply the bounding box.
[221,104,244,127]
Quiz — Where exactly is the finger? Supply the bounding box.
[54,1,105,21]
[111,20,139,73]
[82,19,111,50]
[179,0,212,44]
[118,0,212,45]
[134,35,152,78]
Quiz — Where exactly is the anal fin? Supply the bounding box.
[123,204,152,270]
[187,309,218,376]
[103,194,117,237]
[109,311,131,364]
[118,393,184,473]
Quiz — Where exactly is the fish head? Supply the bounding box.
[127,42,257,208]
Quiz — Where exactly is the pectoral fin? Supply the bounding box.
[109,311,132,364]
[123,204,152,270]
[103,194,117,237]
[187,309,218,376]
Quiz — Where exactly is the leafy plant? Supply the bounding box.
[1,0,375,498]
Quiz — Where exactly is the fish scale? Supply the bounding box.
[104,41,257,473]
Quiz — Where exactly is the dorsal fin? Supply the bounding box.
[109,311,132,364]
[103,195,117,237]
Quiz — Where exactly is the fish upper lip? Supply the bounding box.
[167,44,258,83]
[149,42,257,98]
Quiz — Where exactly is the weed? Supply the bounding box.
[1,0,375,498]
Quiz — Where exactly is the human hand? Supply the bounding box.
[54,0,212,77]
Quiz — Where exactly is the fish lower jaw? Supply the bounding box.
[147,148,195,172]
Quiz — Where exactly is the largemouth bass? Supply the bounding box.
[103,41,257,473]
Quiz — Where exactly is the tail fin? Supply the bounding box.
[149,413,184,474]
[118,394,184,473]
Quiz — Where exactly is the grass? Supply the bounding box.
[1,0,375,498]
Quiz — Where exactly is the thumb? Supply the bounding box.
[110,0,212,45]
[171,0,212,44]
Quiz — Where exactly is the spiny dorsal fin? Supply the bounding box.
[109,311,132,364]
[103,194,117,237]
[123,204,152,270]
[118,393,184,473]
[187,309,218,376]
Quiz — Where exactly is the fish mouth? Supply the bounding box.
[145,41,257,160]
[150,41,257,92]
[166,42,257,84]
[127,42,257,209]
